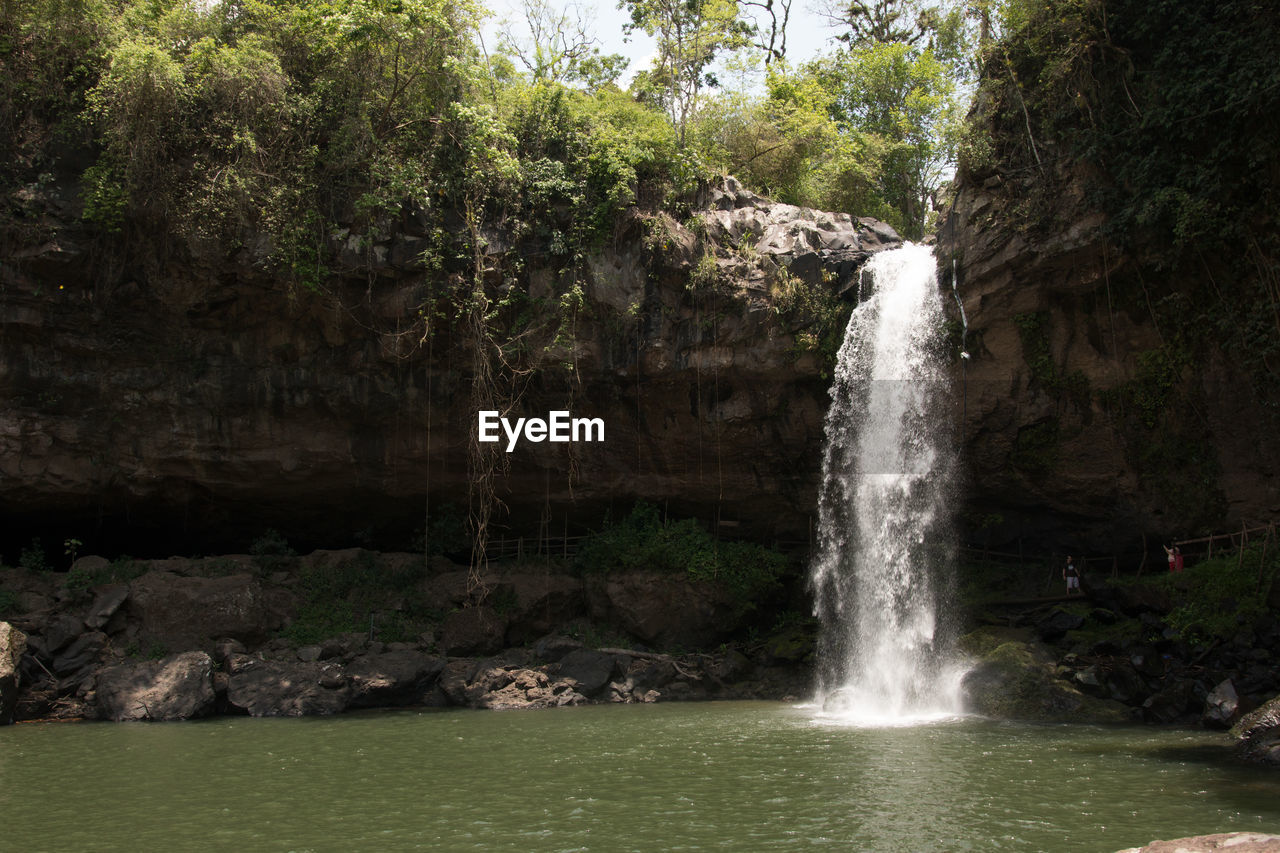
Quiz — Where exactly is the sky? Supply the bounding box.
[479,0,846,89]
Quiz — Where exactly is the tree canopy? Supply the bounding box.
[13,0,1271,269]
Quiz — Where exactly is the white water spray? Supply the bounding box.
[809,244,966,724]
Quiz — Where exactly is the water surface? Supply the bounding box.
[2,702,1277,852]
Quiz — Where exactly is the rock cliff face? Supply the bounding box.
[939,177,1280,549]
[0,177,899,555]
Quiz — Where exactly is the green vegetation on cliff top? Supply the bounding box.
[0,0,972,274]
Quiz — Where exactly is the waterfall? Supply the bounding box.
[809,244,966,724]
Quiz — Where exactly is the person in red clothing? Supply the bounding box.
[1163,544,1184,572]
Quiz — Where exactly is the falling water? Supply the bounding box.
[809,243,966,724]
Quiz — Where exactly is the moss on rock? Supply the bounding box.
[959,628,1132,723]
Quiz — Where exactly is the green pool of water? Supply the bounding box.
[2,702,1277,852]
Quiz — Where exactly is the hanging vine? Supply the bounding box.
[463,199,505,602]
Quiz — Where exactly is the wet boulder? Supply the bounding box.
[1232,693,1280,767]
[1036,608,1085,642]
[959,629,1131,723]
[95,651,217,722]
[1103,661,1150,706]
[1142,678,1201,724]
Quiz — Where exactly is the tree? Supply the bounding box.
[810,41,960,237]
[822,0,928,45]
[623,0,753,145]
[497,0,627,88]
[801,0,970,236]
[738,0,792,66]
[692,64,888,217]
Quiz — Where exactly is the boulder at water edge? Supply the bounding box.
[1116,832,1280,852]
[1202,678,1241,729]
[224,654,350,716]
[345,650,446,708]
[1231,693,1280,767]
[1,621,27,724]
[959,628,1132,723]
[552,649,619,695]
[95,651,217,721]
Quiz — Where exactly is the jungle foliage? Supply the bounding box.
[575,502,791,606]
[0,0,976,272]
[1,0,693,293]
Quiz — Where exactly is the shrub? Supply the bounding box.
[1112,543,1278,644]
[0,588,18,618]
[62,556,147,603]
[250,529,296,573]
[575,502,790,607]
[282,550,430,646]
[19,539,48,573]
[1160,546,1277,644]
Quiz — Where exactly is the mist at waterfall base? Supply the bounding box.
[808,244,969,725]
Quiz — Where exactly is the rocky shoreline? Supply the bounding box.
[3,547,1278,770]
[0,548,810,723]
[961,588,1280,726]
[957,572,1280,768]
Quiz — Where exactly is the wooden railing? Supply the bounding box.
[960,518,1279,598]
[480,517,1277,598]
[483,534,590,562]
[1174,521,1277,561]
